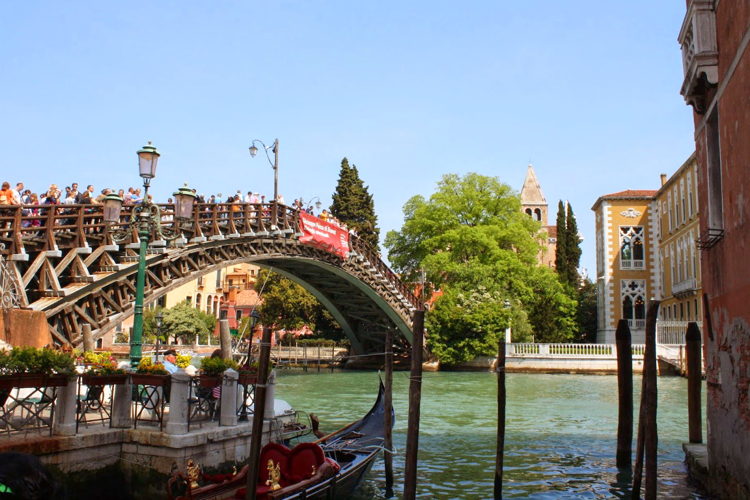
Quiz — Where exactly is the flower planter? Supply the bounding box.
[81,373,128,386]
[238,373,258,386]
[197,375,221,388]
[130,373,171,386]
[0,373,70,390]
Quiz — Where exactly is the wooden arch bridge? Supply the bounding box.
[0,202,420,355]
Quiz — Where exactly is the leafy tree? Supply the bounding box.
[426,285,512,365]
[565,202,582,288]
[575,278,598,342]
[158,302,216,344]
[555,200,568,279]
[385,173,577,363]
[330,158,380,249]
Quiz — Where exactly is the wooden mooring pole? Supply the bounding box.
[615,319,633,469]
[686,321,702,443]
[245,326,273,500]
[384,328,395,498]
[403,309,425,500]
[494,337,506,499]
[632,300,660,500]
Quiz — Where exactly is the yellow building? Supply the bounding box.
[592,153,702,344]
[655,154,702,341]
[105,263,260,345]
[591,190,658,343]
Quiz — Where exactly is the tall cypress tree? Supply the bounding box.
[565,203,582,288]
[554,200,569,280]
[330,158,381,250]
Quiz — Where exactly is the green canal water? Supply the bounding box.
[275,370,707,499]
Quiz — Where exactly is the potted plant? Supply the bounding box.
[199,357,239,387]
[80,351,128,386]
[131,357,170,387]
[237,361,272,386]
[0,347,75,389]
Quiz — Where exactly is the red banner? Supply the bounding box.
[298,212,350,259]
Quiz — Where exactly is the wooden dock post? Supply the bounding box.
[494,336,506,499]
[403,309,425,500]
[245,326,273,500]
[686,321,702,443]
[615,319,633,469]
[632,300,660,500]
[384,328,395,497]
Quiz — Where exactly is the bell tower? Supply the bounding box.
[520,164,548,225]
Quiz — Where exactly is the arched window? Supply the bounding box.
[534,208,542,221]
[619,226,645,269]
[525,208,532,217]
[621,279,646,329]
[196,293,202,309]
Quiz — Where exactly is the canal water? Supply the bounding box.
[275,370,707,499]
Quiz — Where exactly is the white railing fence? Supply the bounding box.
[507,343,645,359]
[656,320,702,345]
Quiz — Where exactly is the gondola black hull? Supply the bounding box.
[168,381,390,500]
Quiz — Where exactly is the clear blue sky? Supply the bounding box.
[1,1,694,276]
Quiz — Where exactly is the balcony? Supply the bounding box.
[620,259,645,270]
[672,277,698,297]
[679,0,718,113]
[628,319,646,329]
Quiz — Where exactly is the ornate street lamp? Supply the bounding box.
[111,142,197,369]
[249,138,279,225]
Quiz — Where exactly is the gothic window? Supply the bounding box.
[206,295,212,314]
[619,226,645,269]
[680,180,687,224]
[621,279,646,328]
[667,193,673,232]
[196,293,202,309]
[659,254,665,297]
[669,243,677,286]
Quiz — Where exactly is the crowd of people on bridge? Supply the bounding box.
[0,180,357,234]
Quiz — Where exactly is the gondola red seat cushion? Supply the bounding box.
[287,442,325,483]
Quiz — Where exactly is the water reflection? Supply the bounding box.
[275,371,707,499]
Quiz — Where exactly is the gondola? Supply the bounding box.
[167,380,390,500]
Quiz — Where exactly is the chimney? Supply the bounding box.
[660,173,668,186]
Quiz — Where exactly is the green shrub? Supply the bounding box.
[200,357,239,376]
[0,347,75,375]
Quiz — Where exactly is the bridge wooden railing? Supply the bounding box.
[0,201,419,308]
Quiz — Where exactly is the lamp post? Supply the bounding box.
[102,142,197,369]
[301,196,322,212]
[248,138,279,225]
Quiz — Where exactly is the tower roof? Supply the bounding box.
[520,164,546,204]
